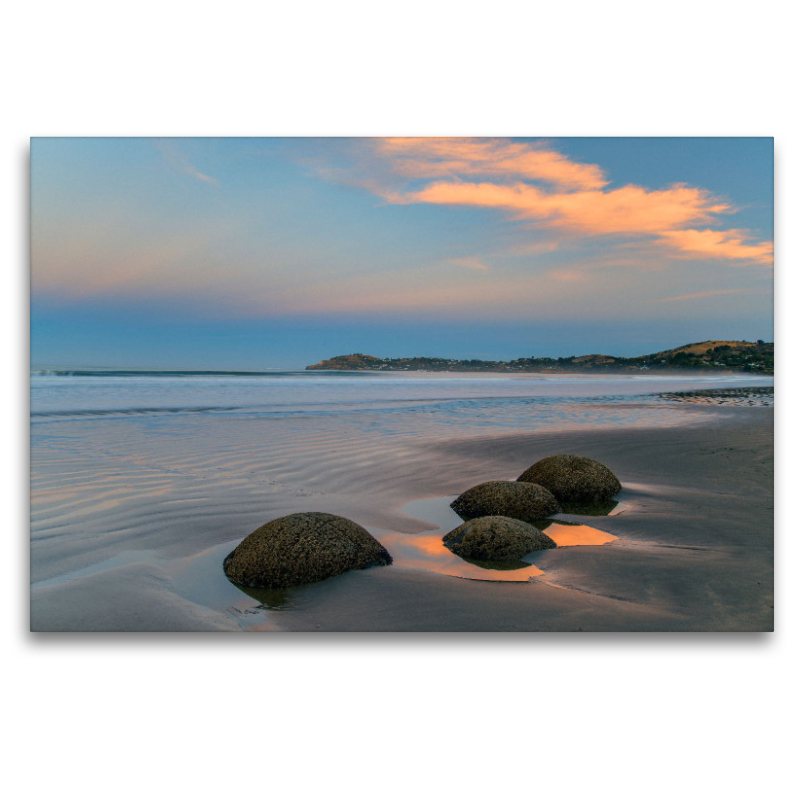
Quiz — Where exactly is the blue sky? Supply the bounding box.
[30,137,773,369]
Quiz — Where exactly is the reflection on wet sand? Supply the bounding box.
[164,541,296,613]
[539,521,618,547]
[220,496,621,602]
[378,531,545,582]
[383,495,620,582]
[560,498,620,516]
[231,584,293,609]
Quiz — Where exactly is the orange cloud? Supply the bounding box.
[374,138,608,190]
[401,180,730,236]
[356,138,773,266]
[657,229,774,264]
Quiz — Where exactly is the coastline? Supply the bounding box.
[31,404,773,632]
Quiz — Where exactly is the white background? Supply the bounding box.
[4,3,795,799]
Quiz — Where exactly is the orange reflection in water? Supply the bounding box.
[545,523,617,547]
[380,497,619,584]
[378,532,544,582]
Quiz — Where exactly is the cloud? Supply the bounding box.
[657,229,774,264]
[374,138,608,190]
[654,287,769,303]
[448,257,490,271]
[156,140,218,185]
[399,180,730,235]
[337,138,772,266]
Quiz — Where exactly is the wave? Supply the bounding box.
[30,369,308,378]
[30,368,774,384]
[31,405,246,418]
[28,393,681,423]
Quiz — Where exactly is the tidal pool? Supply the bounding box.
[381,495,620,582]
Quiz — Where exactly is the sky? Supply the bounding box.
[30,137,773,369]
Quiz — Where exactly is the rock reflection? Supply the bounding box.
[560,498,620,516]
[379,532,545,582]
[458,555,534,571]
[396,494,619,580]
[229,583,293,610]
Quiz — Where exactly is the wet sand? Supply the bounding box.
[31,405,773,632]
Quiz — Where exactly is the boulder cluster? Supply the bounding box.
[445,453,621,564]
[222,454,621,589]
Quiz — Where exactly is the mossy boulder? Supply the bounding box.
[223,512,392,589]
[443,516,556,560]
[450,480,561,523]
[517,454,621,504]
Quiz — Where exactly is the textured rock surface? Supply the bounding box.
[443,516,556,560]
[223,512,392,589]
[518,454,621,503]
[450,480,561,523]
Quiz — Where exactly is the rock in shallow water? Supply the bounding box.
[443,516,556,561]
[223,512,392,589]
[517,454,621,503]
[450,480,561,523]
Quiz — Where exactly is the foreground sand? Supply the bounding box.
[31,406,773,632]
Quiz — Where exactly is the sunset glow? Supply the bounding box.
[30,137,773,369]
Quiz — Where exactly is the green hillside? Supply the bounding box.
[306,340,773,374]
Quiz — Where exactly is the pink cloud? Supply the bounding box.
[657,229,774,264]
[358,138,772,266]
[401,180,730,236]
[375,138,608,190]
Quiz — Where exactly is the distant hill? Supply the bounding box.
[306,354,385,370]
[306,340,773,375]
[651,340,763,357]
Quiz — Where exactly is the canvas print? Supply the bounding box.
[30,137,774,632]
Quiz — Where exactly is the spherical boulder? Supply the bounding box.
[223,512,392,589]
[450,480,561,523]
[517,454,621,503]
[443,515,556,561]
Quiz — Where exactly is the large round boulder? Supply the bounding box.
[223,512,392,589]
[517,454,621,503]
[450,480,561,523]
[443,516,556,561]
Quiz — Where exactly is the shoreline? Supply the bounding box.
[31,405,773,632]
[305,367,774,377]
[32,367,775,379]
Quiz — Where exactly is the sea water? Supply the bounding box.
[30,368,773,425]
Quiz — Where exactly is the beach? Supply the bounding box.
[273,409,773,632]
[30,372,773,632]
